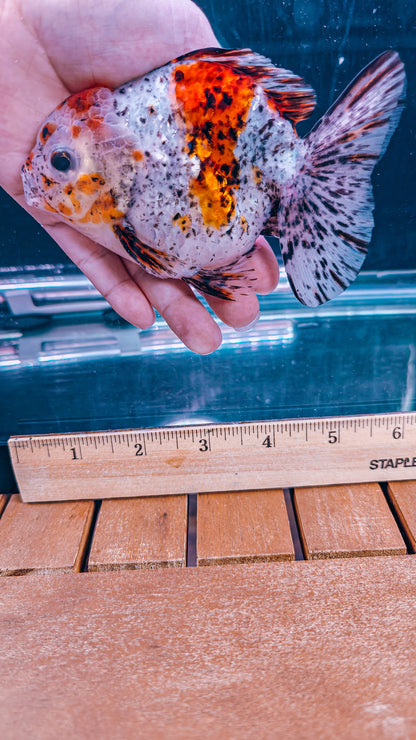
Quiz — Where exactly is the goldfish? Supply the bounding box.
[21,48,406,306]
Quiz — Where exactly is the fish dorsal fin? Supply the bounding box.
[173,47,316,124]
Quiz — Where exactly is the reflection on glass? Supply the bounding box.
[0,0,415,452]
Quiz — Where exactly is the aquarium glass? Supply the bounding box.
[0,0,415,488]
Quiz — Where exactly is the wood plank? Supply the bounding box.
[0,495,94,575]
[0,494,9,518]
[2,558,416,738]
[294,483,406,559]
[197,489,294,565]
[387,480,416,551]
[88,496,188,571]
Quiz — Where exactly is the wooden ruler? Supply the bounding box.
[8,412,416,503]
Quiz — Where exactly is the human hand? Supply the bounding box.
[0,0,279,353]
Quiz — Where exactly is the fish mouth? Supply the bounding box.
[21,163,43,208]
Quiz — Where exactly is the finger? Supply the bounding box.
[250,236,280,294]
[28,0,219,92]
[205,288,261,332]
[125,262,222,355]
[44,221,156,329]
[203,237,279,329]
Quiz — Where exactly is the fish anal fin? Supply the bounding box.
[173,47,316,124]
[113,222,182,276]
[185,273,235,301]
[184,249,257,301]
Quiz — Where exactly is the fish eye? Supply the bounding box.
[50,150,74,172]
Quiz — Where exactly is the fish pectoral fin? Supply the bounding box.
[173,47,316,124]
[184,249,257,301]
[113,222,181,277]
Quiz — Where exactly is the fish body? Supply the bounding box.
[22,48,406,305]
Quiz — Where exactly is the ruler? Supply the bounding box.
[8,412,416,503]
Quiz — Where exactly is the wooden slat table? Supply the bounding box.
[0,482,413,572]
[1,481,415,738]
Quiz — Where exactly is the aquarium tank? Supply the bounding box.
[0,0,415,489]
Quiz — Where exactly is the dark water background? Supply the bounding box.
[1,0,415,271]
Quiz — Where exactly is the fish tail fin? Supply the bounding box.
[271,51,406,306]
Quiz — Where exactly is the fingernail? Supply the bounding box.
[235,311,261,333]
[254,235,271,249]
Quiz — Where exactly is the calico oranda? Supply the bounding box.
[22,47,406,306]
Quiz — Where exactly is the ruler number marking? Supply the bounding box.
[134,437,147,457]
[328,430,338,444]
[9,412,416,489]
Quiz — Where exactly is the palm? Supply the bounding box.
[0,0,278,353]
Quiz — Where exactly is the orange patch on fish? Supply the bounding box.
[172,212,192,233]
[63,184,81,213]
[65,87,103,114]
[252,165,262,184]
[41,173,56,188]
[24,152,34,171]
[42,199,58,213]
[87,117,104,132]
[58,201,73,217]
[71,124,81,138]
[78,191,124,224]
[75,173,106,195]
[132,150,144,161]
[174,62,255,229]
[240,214,248,232]
[39,122,57,145]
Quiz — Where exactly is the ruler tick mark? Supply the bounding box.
[8,411,416,501]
